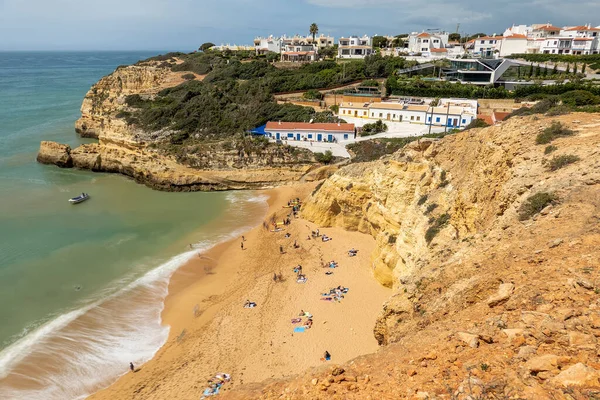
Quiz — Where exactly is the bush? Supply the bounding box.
[560,90,600,107]
[518,192,558,220]
[535,121,574,144]
[346,137,418,162]
[330,104,339,113]
[464,118,490,130]
[182,73,196,81]
[425,213,450,243]
[547,154,580,171]
[425,203,438,214]
[303,89,323,100]
[314,150,334,164]
[545,105,570,116]
[544,145,557,154]
[417,194,428,206]
[361,120,388,136]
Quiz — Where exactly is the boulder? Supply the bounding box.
[550,363,600,388]
[487,283,515,307]
[457,332,480,348]
[36,141,73,168]
[526,354,558,373]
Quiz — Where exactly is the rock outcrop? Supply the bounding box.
[223,112,600,399]
[36,141,73,168]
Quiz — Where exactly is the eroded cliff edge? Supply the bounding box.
[38,60,325,191]
[224,113,600,398]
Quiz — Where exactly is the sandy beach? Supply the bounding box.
[89,183,390,400]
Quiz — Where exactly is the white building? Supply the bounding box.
[254,36,282,55]
[264,121,355,142]
[467,35,503,58]
[338,35,374,59]
[500,23,599,55]
[406,31,449,56]
[339,98,476,129]
[280,44,317,62]
[211,44,255,51]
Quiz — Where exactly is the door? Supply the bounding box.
[296,133,301,141]
[276,132,280,140]
[354,111,358,117]
[387,113,391,121]
[328,134,333,142]
[317,134,322,141]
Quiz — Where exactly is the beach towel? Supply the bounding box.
[202,387,219,396]
[291,318,302,324]
[296,278,307,284]
[294,326,306,333]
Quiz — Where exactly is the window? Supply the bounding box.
[379,113,382,117]
[308,134,313,139]
[410,116,414,121]
[423,39,429,43]
[287,133,293,138]
[416,116,420,121]
[462,119,466,124]
[479,40,485,44]
[343,134,349,140]
[371,113,375,117]
[421,48,428,51]
[433,40,439,43]
[436,117,440,123]
[363,111,367,116]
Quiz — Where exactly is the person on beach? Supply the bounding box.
[241,241,244,250]
[280,245,284,254]
[130,362,135,372]
[324,351,331,361]
[242,235,245,242]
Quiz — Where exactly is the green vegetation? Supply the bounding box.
[464,118,490,130]
[181,73,196,81]
[303,89,323,100]
[309,23,319,46]
[560,90,600,107]
[361,120,388,136]
[314,150,334,164]
[329,104,339,113]
[199,43,215,52]
[372,36,388,49]
[518,192,558,220]
[347,137,417,162]
[547,154,580,171]
[425,213,451,243]
[535,122,574,144]
[425,203,438,214]
[417,194,428,206]
[544,145,558,154]
[506,54,600,71]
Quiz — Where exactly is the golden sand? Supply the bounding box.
[89,183,390,399]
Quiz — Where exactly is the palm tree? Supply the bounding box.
[309,23,319,47]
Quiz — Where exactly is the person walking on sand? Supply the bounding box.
[241,241,244,250]
[280,245,284,254]
[324,351,331,361]
[130,362,135,372]
[242,235,245,242]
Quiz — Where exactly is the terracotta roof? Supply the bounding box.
[417,32,431,38]
[536,25,560,31]
[282,51,315,55]
[265,122,355,132]
[431,48,448,52]
[493,111,510,122]
[477,114,494,125]
[369,103,408,111]
[504,34,527,39]
[565,25,600,31]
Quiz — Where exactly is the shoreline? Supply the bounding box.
[88,182,390,400]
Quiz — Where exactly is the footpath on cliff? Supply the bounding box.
[219,112,600,399]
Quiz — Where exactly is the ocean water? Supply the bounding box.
[0,52,268,399]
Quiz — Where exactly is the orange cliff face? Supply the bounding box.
[223,112,600,399]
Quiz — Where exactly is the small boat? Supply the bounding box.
[69,193,90,204]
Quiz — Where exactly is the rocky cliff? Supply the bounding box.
[39,61,325,191]
[223,112,600,398]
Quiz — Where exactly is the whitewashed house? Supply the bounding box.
[280,44,317,62]
[500,23,599,55]
[264,121,355,142]
[407,31,449,56]
[254,36,283,55]
[338,35,374,59]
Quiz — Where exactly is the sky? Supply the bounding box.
[0,0,598,51]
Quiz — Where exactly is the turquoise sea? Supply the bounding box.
[0,52,268,399]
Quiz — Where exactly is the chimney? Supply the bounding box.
[278,120,281,125]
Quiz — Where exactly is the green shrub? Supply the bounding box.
[536,122,574,144]
[182,73,196,81]
[425,203,438,214]
[518,192,558,220]
[544,145,557,154]
[547,154,580,171]
[388,235,397,244]
[464,118,490,130]
[346,137,418,162]
[417,194,428,206]
[303,89,323,100]
[361,120,388,136]
[425,213,450,243]
[560,90,600,107]
[545,105,570,116]
[330,104,339,113]
[314,150,334,164]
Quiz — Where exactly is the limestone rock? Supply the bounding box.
[526,354,558,373]
[550,363,600,388]
[487,283,515,307]
[457,332,480,348]
[36,141,73,168]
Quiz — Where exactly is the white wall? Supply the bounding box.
[264,130,352,142]
[500,39,527,57]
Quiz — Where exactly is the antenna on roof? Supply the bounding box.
[309,119,314,124]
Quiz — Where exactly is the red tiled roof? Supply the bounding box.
[430,48,448,52]
[476,36,503,41]
[505,34,527,39]
[565,25,600,31]
[282,51,315,55]
[493,112,510,122]
[417,32,431,38]
[536,25,560,31]
[477,114,494,125]
[265,122,355,132]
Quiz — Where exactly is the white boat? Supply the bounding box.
[69,193,90,204]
